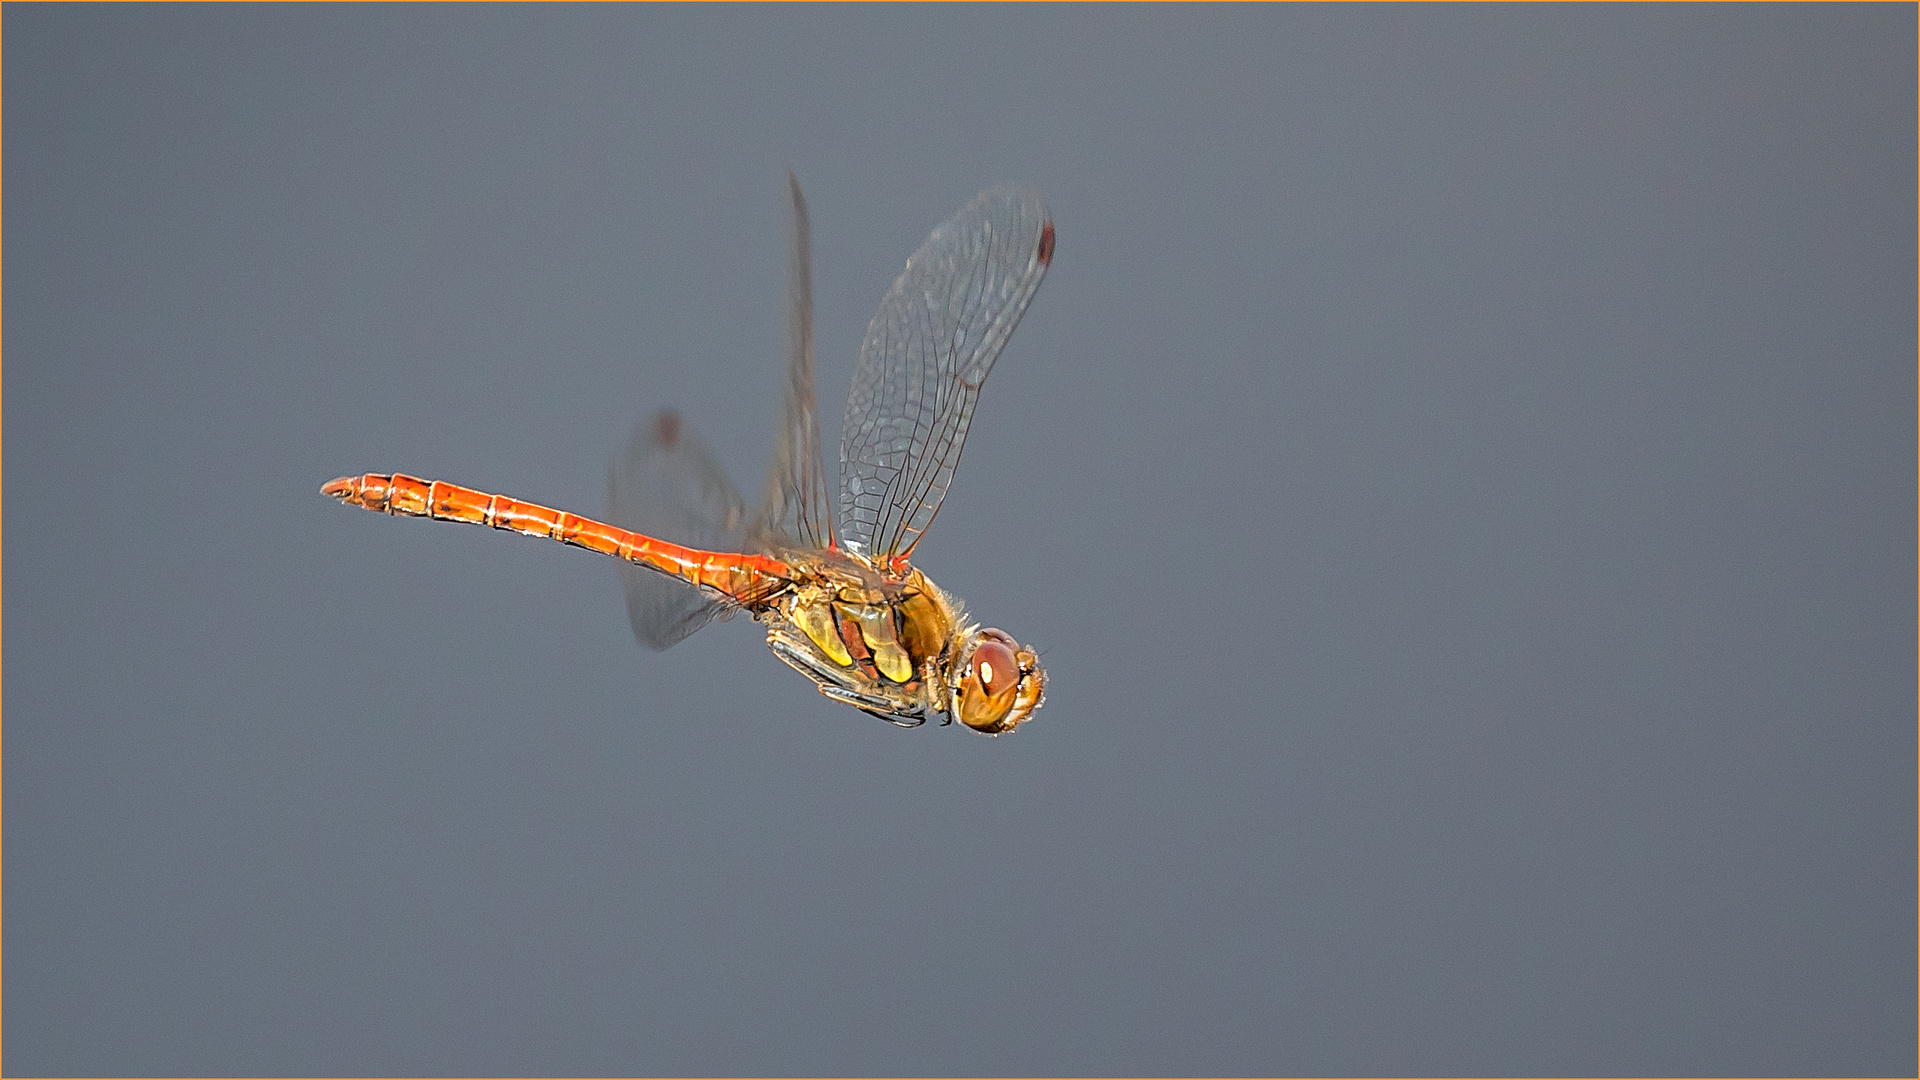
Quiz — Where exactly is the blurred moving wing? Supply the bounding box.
[754,173,836,552]
[607,410,751,649]
[839,186,1052,561]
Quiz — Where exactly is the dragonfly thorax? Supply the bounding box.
[758,557,1043,734]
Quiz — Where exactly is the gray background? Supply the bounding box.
[6,5,1914,1075]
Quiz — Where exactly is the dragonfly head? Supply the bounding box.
[949,628,1045,735]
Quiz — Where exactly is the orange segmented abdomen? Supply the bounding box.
[321,472,792,606]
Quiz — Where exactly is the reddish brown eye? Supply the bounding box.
[971,639,1018,697]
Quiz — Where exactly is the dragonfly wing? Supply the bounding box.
[606,410,751,649]
[839,186,1052,560]
[752,173,836,552]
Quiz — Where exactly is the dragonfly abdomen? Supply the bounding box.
[321,472,791,605]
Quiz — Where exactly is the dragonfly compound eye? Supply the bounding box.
[954,629,1042,734]
[972,638,1019,697]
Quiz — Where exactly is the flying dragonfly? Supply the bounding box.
[323,177,1054,734]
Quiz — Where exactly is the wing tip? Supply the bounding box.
[652,409,682,449]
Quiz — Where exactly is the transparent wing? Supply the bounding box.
[839,186,1053,560]
[606,410,751,649]
[753,173,836,552]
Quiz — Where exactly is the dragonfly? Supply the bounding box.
[323,177,1054,734]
